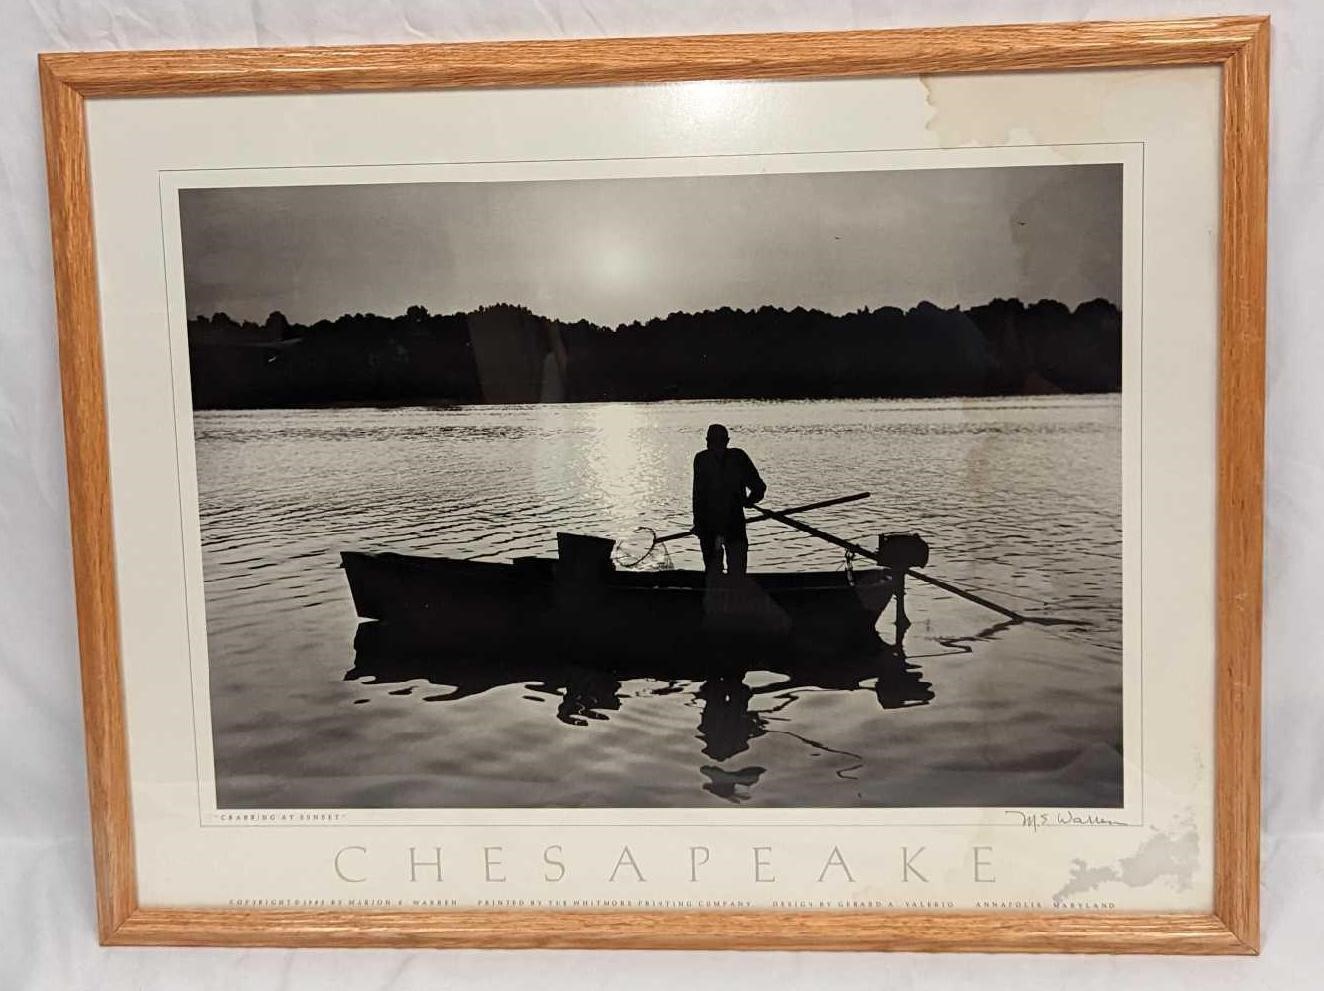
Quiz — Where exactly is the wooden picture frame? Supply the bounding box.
[40,14,1267,953]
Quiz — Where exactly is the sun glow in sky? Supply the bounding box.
[582,228,647,301]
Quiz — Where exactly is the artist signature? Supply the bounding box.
[1005,810,1130,832]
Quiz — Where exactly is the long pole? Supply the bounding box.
[752,504,1028,624]
[652,491,871,545]
[903,569,1025,623]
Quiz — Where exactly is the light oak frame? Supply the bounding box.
[40,15,1268,953]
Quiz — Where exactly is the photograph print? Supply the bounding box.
[181,162,1124,810]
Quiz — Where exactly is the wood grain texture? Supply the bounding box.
[107,908,1251,954]
[38,62,138,942]
[1213,17,1269,954]
[38,15,1268,953]
[37,16,1266,96]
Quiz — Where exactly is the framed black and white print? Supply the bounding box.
[40,15,1266,952]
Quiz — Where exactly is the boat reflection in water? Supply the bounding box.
[345,622,934,803]
[340,525,936,802]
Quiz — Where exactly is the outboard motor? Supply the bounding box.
[876,534,928,648]
[876,533,929,571]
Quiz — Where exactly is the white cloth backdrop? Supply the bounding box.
[0,1,1317,987]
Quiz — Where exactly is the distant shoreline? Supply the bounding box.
[188,298,1122,411]
[195,392,1123,414]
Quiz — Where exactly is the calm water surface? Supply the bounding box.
[197,396,1122,808]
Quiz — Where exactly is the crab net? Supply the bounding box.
[611,527,676,570]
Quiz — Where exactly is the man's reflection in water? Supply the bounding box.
[700,763,766,802]
[691,658,934,803]
[697,673,763,760]
[696,673,768,803]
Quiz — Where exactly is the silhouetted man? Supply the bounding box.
[692,424,766,576]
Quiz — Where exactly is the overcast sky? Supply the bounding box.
[179,164,1121,327]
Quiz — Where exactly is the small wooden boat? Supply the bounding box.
[341,532,929,661]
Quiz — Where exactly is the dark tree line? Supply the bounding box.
[187,298,1121,409]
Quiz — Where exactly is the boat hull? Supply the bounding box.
[340,551,900,660]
